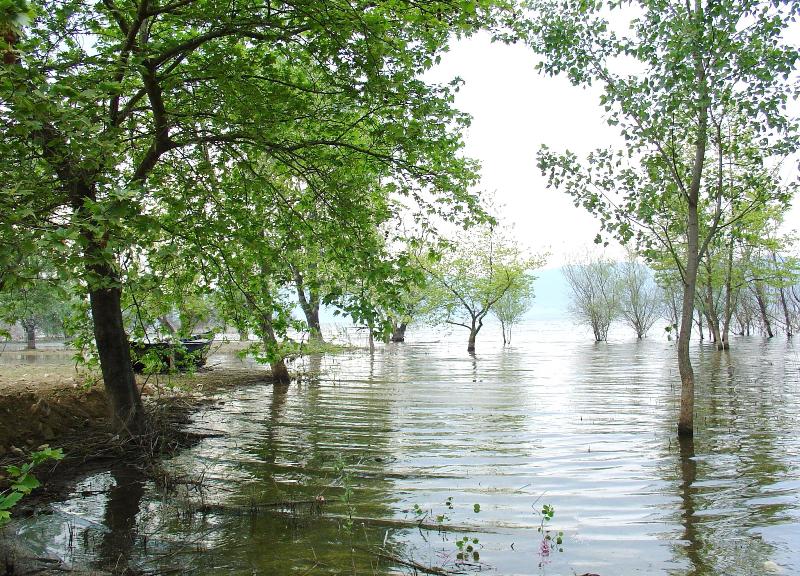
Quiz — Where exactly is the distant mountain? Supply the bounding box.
[314,266,572,324]
[528,267,570,320]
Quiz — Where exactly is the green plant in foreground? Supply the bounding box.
[454,500,483,562]
[537,504,564,565]
[332,454,356,534]
[403,497,486,567]
[455,535,481,562]
[0,446,64,525]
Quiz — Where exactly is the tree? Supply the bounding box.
[492,272,535,345]
[384,275,428,343]
[1,0,509,434]
[770,250,800,337]
[529,0,798,436]
[618,255,660,339]
[562,254,619,341]
[423,226,544,352]
[0,278,70,349]
[0,256,73,349]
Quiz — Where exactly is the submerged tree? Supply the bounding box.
[492,271,536,345]
[562,255,619,341]
[0,255,74,349]
[529,0,799,436]
[0,277,70,349]
[424,226,544,353]
[618,256,660,339]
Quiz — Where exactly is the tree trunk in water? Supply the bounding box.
[591,318,602,342]
[306,305,323,341]
[89,275,144,435]
[694,310,704,341]
[270,358,290,384]
[774,253,792,337]
[678,257,698,438]
[678,14,707,439]
[753,282,773,337]
[720,237,735,349]
[238,328,248,341]
[390,322,407,342]
[259,315,290,385]
[779,286,792,337]
[705,284,722,348]
[368,322,375,353]
[467,323,479,353]
[24,324,36,350]
[500,319,508,346]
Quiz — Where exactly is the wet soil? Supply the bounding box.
[0,342,271,459]
[0,342,280,575]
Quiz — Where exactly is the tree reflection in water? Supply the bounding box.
[678,435,705,576]
[96,466,146,574]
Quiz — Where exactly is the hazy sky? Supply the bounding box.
[427,31,799,268]
[427,32,626,268]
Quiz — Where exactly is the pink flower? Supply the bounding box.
[539,538,551,557]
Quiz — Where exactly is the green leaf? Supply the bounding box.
[11,474,40,494]
[0,491,24,511]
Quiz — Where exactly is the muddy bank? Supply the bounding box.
[0,341,274,459]
[0,344,285,574]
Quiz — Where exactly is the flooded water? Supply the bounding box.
[12,321,800,575]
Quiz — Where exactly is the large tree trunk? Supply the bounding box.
[270,358,290,384]
[68,176,144,434]
[390,321,407,343]
[259,315,290,384]
[88,266,144,435]
[305,304,323,341]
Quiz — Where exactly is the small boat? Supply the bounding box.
[131,334,213,373]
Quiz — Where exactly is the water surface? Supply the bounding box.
[15,321,800,574]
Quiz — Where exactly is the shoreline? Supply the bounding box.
[0,343,288,574]
[0,340,276,459]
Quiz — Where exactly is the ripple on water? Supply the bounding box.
[13,321,800,575]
